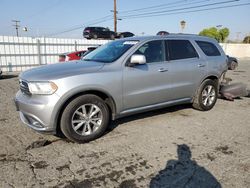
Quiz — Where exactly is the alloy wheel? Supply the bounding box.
[202,85,216,106]
[71,104,103,136]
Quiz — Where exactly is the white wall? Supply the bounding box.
[0,36,109,72]
[220,43,250,59]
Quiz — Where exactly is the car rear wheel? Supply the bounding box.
[192,79,218,111]
[110,34,115,40]
[60,94,109,143]
[229,61,237,70]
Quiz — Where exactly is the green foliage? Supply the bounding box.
[243,36,250,43]
[199,27,230,42]
[218,28,229,42]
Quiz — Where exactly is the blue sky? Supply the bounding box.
[0,0,249,40]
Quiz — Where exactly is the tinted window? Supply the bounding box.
[134,40,164,63]
[167,40,198,60]
[196,41,221,56]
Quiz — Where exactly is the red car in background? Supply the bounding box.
[59,47,98,62]
[59,50,86,62]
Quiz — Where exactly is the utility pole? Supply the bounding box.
[114,0,117,33]
[110,0,118,32]
[12,20,20,37]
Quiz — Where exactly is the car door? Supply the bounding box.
[166,39,207,100]
[122,40,172,110]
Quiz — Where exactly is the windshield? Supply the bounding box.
[83,40,138,63]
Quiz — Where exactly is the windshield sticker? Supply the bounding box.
[123,41,138,45]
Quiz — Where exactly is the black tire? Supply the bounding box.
[60,94,109,143]
[192,79,218,111]
[229,61,237,70]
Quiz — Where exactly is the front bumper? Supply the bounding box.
[14,90,60,134]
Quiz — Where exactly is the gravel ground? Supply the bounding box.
[0,60,250,188]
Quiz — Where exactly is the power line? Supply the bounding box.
[45,15,113,37]
[22,0,62,21]
[45,0,217,37]
[12,20,20,37]
[120,0,240,18]
[119,0,211,14]
[121,2,250,19]
[44,0,249,37]
[119,0,187,14]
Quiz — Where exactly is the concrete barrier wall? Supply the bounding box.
[220,43,250,59]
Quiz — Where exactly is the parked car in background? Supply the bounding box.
[15,34,228,143]
[117,32,134,38]
[82,47,98,57]
[83,27,116,40]
[227,55,238,70]
[59,47,99,62]
[157,31,169,35]
[59,50,86,62]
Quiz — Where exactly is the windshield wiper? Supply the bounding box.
[83,59,92,61]
[83,59,111,63]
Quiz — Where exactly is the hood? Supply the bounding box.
[20,60,104,81]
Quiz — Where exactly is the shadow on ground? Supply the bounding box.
[150,144,221,188]
[0,74,18,80]
[107,104,192,132]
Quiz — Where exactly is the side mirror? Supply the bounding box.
[130,54,146,65]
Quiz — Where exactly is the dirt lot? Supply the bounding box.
[0,60,250,188]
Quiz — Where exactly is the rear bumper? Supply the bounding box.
[14,91,60,134]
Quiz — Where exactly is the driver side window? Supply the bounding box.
[134,40,164,63]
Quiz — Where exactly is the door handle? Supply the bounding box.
[198,64,206,67]
[158,68,168,72]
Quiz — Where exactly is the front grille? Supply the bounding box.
[19,80,31,95]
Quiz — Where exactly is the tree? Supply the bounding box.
[218,28,229,42]
[243,36,250,43]
[199,27,230,42]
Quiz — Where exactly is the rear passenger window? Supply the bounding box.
[196,41,221,56]
[166,40,198,60]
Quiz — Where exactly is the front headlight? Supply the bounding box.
[28,81,58,95]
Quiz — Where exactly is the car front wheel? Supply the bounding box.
[192,79,218,111]
[60,94,110,143]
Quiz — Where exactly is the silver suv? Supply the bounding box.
[15,35,227,143]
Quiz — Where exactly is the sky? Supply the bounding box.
[0,0,250,40]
